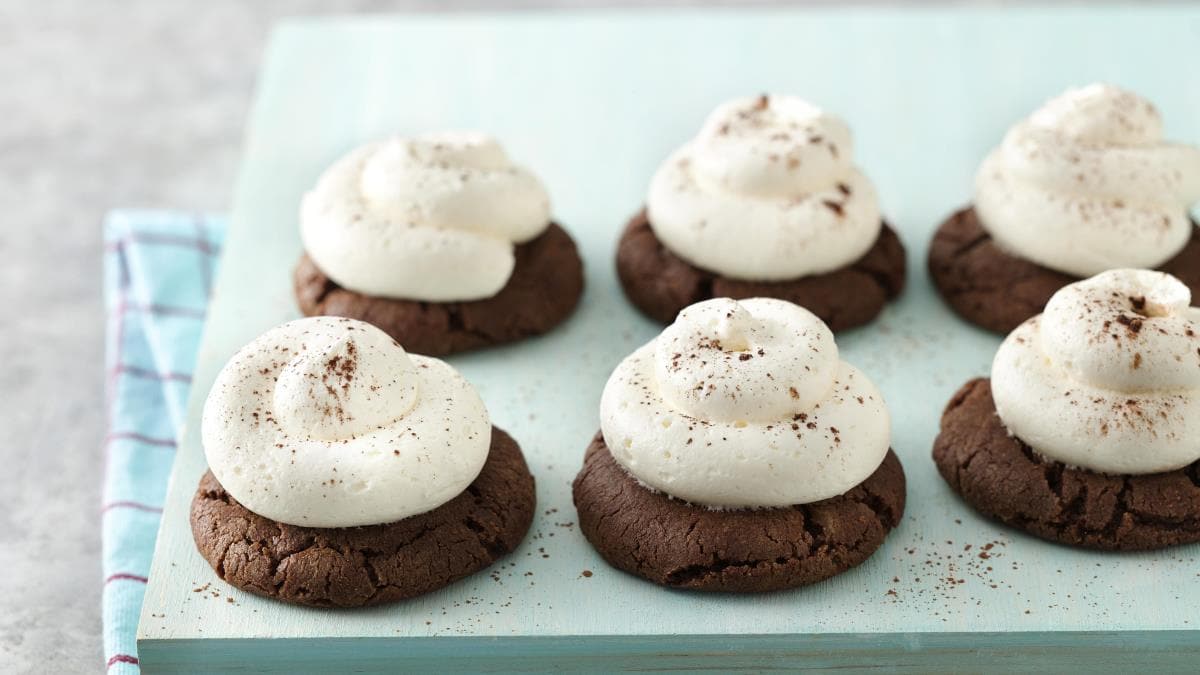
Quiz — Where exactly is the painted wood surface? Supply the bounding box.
[138,6,1200,670]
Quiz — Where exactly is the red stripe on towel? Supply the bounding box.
[106,653,139,669]
[105,573,149,585]
[102,501,163,514]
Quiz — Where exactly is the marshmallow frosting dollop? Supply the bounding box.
[202,316,491,527]
[600,297,890,508]
[975,84,1200,277]
[645,95,883,281]
[992,269,1200,474]
[301,132,552,302]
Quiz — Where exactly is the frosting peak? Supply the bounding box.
[690,95,854,200]
[1027,84,1162,146]
[654,298,837,423]
[1041,269,1199,393]
[600,297,889,508]
[646,95,883,281]
[272,330,417,441]
[975,84,1200,277]
[992,270,1200,474]
[302,132,552,302]
[202,317,491,528]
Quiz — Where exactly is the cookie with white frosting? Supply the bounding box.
[933,269,1200,550]
[616,95,906,331]
[930,84,1200,333]
[190,317,535,606]
[294,132,583,355]
[573,297,905,591]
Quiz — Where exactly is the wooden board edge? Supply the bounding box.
[137,630,1200,672]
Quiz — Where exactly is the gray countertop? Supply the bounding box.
[0,0,1011,670]
[3,2,355,669]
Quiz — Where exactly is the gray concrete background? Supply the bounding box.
[0,0,1097,671]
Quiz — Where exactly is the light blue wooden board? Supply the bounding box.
[139,6,1200,671]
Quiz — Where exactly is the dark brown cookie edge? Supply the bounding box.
[190,427,536,607]
[932,378,1200,551]
[615,208,906,331]
[295,223,584,356]
[928,207,1200,334]
[572,432,906,593]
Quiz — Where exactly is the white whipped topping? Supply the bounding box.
[301,131,552,302]
[975,84,1200,277]
[645,95,883,281]
[202,316,491,527]
[600,297,890,508]
[992,269,1200,474]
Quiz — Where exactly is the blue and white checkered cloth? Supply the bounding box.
[102,211,225,672]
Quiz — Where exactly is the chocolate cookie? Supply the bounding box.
[933,378,1200,551]
[615,209,906,331]
[190,427,535,607]
[572,432,905,592]
[928,207,1200,334]
[295,224,584,356]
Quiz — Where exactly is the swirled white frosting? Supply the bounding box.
[202,316,491,527]
[599,297,890,508]
[301,131,552,302]
[992,269,1200,474]
[975,84,1200,277]
[645,95,883,281]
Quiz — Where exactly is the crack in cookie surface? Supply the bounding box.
[928,208,1200,334]
[615,209,906,331]
[932,378,1200,550]
[295,224,583,356]
[191,427,535,607]
[573,432,905,592]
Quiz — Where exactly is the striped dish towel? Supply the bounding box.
[102,211,225,672]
